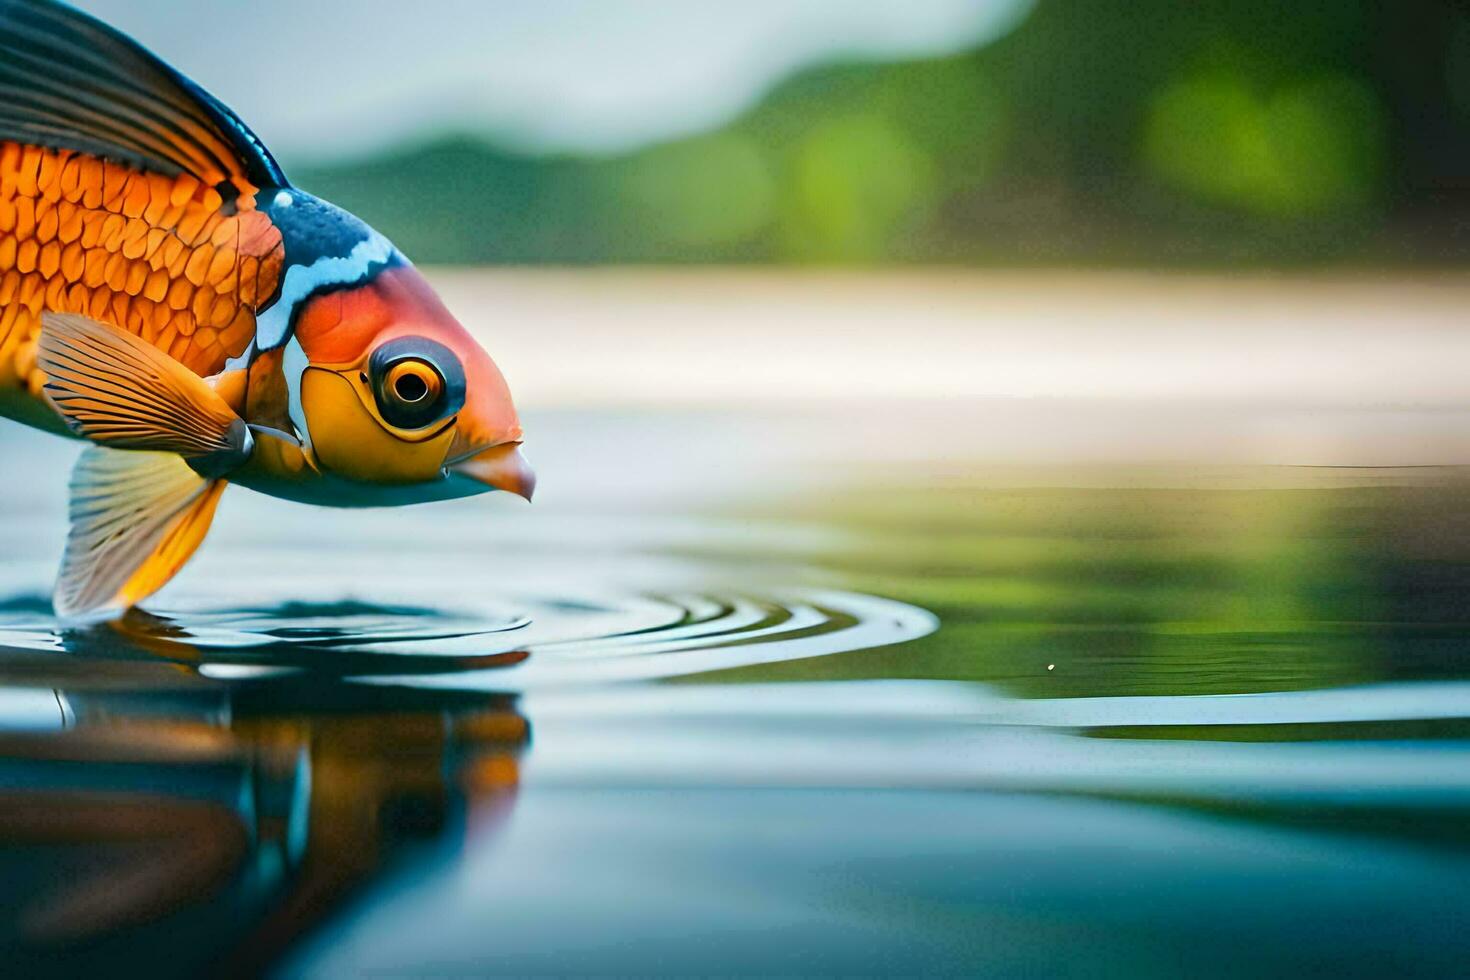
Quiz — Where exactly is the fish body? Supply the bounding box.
[0,0,532,618]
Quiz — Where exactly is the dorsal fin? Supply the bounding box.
[0,0,287,191]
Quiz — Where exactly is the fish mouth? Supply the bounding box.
[447,442,535,501]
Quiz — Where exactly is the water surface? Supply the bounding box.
[1,398,1469,977]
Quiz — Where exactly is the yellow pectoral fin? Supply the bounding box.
[55,447,226,622]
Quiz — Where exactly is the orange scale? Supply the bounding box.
[101,161,131,212]
[38,242,60,280]
[209,292,235,329]
[160,201,186,230]
[37,151,63,202]
[136,301,159,343]
[172,311,197,341]
[169,174,200,208]
[212,262,239,295]
[122,176,151,219]
[59,157,82,203]
[100,213,127,250]
[127,303,149,338]
[221,307,254,353]
[15,146,42,198]
[166,278,193,311]
[15,240,36,275]
[143,268,168,302]
[82,249,108,288]
[191,285,215,324]
[13,197,33,239]
[143,228,170,260]
[110,291,132,326]
[206,246,236,286]
[121,217,150,258]
[210,218,240,248]
[43,273,66,309]
[124,260,148,296]
[176,207,210,243]
[236,255,260,304]
[87,286,112,321]
[184,244,214,286]
[20,276,45,314]
[79,159,104,209]
[152,235,182,272]
[56,203,82,244]
[59,242,84,281]
[257,253,283,299]
[0,306,19,348]
[167,243,192,279]
[35,202,57,243]
[105,252,130,292]
[78,213,103,249]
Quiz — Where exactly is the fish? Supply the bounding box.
[0,0,534,621]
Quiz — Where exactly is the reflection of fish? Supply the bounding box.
[0,674,527,971]
[0,0,534,620]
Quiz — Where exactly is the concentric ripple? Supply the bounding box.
[0,589,937,690]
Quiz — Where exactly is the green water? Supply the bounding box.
[0,415,1468,977]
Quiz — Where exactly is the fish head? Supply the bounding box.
[290,264,534,501]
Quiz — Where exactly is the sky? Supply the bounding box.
[76,0,1033,165]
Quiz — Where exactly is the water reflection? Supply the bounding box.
[0,588,934,976]
[0,633,528,977]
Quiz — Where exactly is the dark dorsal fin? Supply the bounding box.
[0,0,288,190]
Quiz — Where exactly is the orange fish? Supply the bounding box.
[0,0,533,620]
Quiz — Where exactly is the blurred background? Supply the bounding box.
[83,0,1470,266]
[3,2,1467,975]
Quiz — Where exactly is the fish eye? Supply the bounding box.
[368,337,466,430]
[387,360,438,404]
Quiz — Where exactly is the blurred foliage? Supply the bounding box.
[1143,68,1385,217]
[297,1,1470,265]
[703,475,1470,698]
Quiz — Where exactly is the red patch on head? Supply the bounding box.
[294,264,523,449]
[295,265,460,365]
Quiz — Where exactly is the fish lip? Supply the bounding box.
[446,441,535,500]
[444,438,521,468]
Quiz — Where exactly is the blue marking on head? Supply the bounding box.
[254,190,401,351]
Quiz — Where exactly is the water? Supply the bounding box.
[3,390,1470,976]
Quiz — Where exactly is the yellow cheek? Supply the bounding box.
[300,368,455,484]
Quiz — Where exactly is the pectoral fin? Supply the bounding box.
[55,447,226,622]
[37,313,251,470]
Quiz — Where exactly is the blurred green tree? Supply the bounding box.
[296,0,1470,266]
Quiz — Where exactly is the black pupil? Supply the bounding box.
[395,372,429,402]
[369,339,465,430]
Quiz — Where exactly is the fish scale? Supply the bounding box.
[0,140,283,386]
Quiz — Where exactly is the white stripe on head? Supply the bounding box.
[255,229,395,351]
